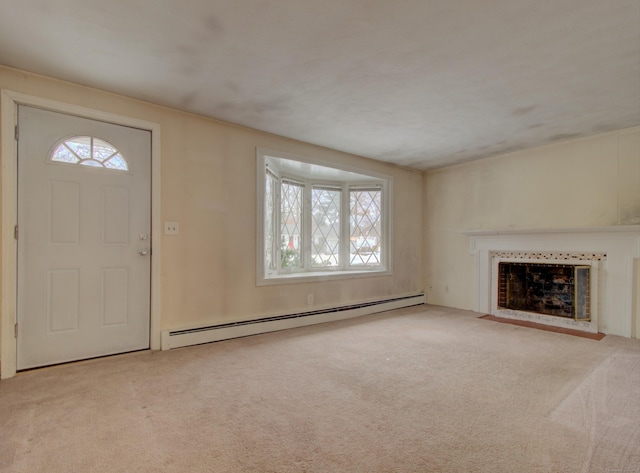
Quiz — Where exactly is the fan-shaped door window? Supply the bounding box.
[51,136,129,171]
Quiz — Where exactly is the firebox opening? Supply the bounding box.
[498,262,590,321]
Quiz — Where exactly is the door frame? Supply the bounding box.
[1,90,162,379]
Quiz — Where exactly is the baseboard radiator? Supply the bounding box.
[161,293,425,350]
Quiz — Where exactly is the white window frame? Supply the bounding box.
[256,148,393,285]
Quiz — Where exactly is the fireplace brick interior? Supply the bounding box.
[498,262,590,320]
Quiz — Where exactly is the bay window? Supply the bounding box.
[257,148,392,284]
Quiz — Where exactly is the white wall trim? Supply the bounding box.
[1,90,19,379]
[1,90,162,379]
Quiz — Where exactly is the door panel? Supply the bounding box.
[50,180,81,243]
[48,269,80,333]
[102,267,129,326]
[103,186,130,244]
[17,106,151,370]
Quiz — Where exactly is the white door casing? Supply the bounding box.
[17,105,151,370]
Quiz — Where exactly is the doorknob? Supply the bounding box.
[139,248,149,256]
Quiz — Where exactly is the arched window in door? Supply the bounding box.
[51,136,129,171]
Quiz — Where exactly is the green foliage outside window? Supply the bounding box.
[281,247,301,268]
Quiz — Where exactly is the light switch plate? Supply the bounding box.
[164,221,179,235]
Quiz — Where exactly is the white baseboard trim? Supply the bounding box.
[161,293,425,350]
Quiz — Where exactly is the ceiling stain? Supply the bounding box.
[181,91,199,109]
[215,97,292,118]
[224,81,241,94]
[177,43,198,57]
[202,14,224,37]
[491,145,521,156]
[547,133,582,142]
[512,105,537,116]
[591,123,622,134]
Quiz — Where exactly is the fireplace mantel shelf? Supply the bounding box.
[461,225,640,236]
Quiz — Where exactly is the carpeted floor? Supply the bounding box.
[0,305,639,473]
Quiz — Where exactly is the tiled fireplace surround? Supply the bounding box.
[464,226,640,337]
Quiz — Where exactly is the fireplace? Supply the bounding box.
[464,226,640,336]
[461,226,640,337]
[497,262,591,320]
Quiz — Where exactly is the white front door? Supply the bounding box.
[17,106,151,370]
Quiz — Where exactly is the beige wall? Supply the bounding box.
[423,127,640,310]
[0,66,423,347]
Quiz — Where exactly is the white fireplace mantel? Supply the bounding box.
[461,226,640,337]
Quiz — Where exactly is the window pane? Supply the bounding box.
[92,138,118,162]
[264,171,277,272]
[350,188,382,266]
[103,154,128,171]
[311,187,341,268]
[51,143,80,164]
[280,181,303,269]
[80,159,103,167]
[50,136,129,171]
[65,136,91,159]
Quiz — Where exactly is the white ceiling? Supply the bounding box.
[0,0,638,170]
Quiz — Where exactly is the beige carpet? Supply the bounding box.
[1,305,639,473]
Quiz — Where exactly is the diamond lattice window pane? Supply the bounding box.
[280,181,303,269]
[50,136,129,171]
[349,188,382,266]
[264,171,277,272]
[311,187,341,268]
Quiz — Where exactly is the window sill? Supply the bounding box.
[257,268,392,286]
